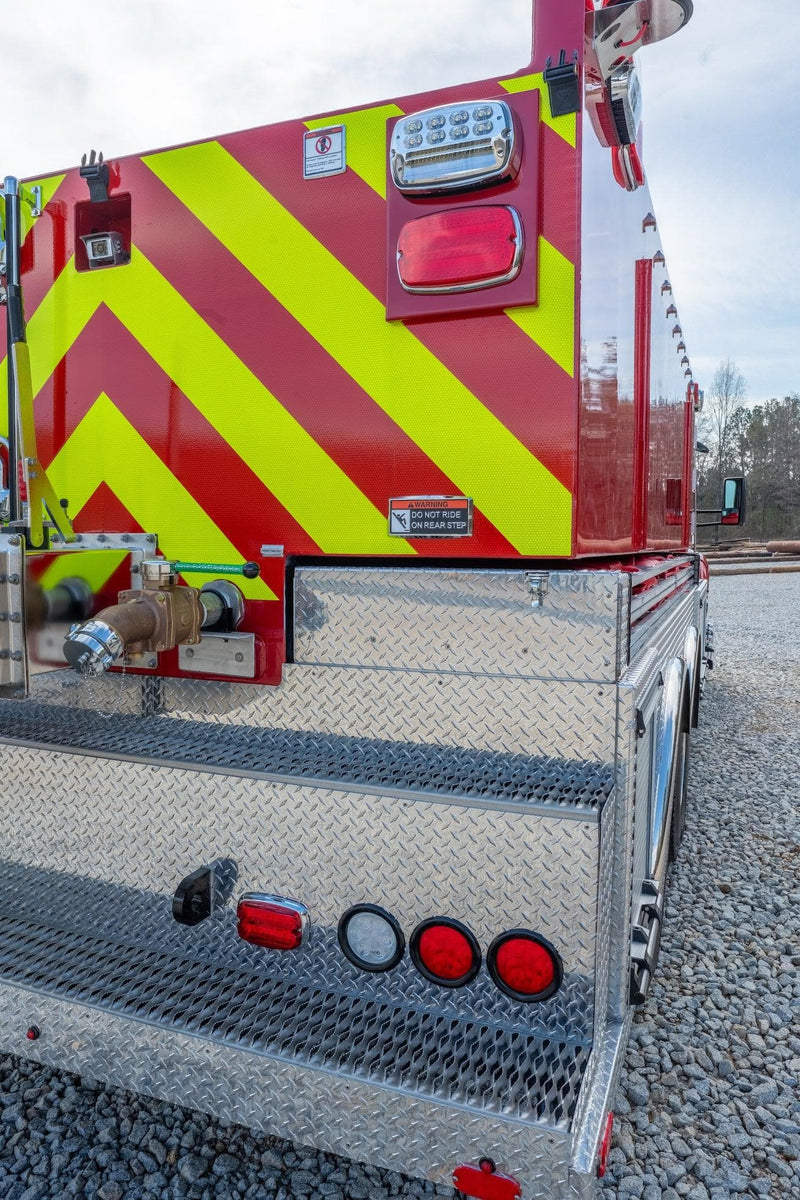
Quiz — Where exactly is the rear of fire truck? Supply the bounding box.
[0,2,738,1197]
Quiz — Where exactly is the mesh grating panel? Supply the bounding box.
[0,699,613,809]
[0,919,590,1126]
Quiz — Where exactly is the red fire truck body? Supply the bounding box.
[0,3,715,1197]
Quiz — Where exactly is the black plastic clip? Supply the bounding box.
[80,149,110,203]
[543,50,580,118]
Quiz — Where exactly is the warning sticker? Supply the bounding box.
[303,126,346,179]
[389,497,473,538]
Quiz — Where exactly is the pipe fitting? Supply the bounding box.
[62,562,246,675]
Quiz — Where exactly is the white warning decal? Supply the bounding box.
[389,497,473,538]
[303,126,346,179]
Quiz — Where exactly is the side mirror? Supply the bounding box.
[721,476,746,526]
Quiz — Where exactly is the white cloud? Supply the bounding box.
[3,0,797,402]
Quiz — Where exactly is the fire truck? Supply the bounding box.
[0,2,745,1197]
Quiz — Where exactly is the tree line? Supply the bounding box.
[696,359,800,543]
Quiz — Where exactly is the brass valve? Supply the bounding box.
[63,560,241,676]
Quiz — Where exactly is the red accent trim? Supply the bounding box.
[597,1112,614,1178]
[681,384,695,547]
[633,258,653,548]
[452,1163,521,1200]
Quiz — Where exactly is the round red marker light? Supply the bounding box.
[487,930,562,1002]
[410,917,481,988]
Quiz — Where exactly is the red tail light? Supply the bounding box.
[236,894,309,950]
[409,917,481,987]
[397,206,523,294]
[487,930,562,1002]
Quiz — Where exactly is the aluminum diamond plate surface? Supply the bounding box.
[294,567,628,682]
[0,745,601,984]
[0,981,577,1197]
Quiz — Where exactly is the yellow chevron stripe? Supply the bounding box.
[506,238,575,376]
[305,104,402,198]
[46,394,276,599]
[500,73,577,147]
[21,174,66,239]
[144,141,573,556]
[40,549,128,593]
[0,253,413,557]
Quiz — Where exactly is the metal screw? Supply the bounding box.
[235,652,244,663]
[121,534,130,543]
[10,651,22,661]
[97,533,106,542]
[8,536,19,546]
[146,535,155,543]
[156,593,166,603]
[131,564,140,575]
[10,613,20,622]
[8,574,19,585]
[185,648,194,658]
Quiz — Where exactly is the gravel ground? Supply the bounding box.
[1,572,798,1200]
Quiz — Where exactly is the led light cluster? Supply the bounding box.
[391,100,517,194]
[337,905,562,1002]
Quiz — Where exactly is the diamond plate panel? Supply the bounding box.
[0,982,578,1198]
[294,567,626,682]
[0,667,617,811]
[0,746,600,982]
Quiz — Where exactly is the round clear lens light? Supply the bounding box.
[473,120,494,136]
[427,114,446,129]
[427,130,446,144]
[473,105,494,121]
[338,905,405,972]
[346,912,397,964]
[404,119,423,134]
[404,134,423,149]
[449,109,470,125]
[449,125,469,140]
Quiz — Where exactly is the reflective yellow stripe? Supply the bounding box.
[500,73,577,147]
[0,252,413,557]
[40,549,128,593]
[506,238,575,376]
[47,394,275,599]
[145,142,572,556]
[305,105,402,198]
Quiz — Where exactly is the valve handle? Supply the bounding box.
[169,559,260,580]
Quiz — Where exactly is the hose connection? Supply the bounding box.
[63,560,245,676]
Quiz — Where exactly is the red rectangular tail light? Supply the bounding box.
[236,894,309,950]
[397,206,523,294]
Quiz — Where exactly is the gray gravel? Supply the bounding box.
[1,572,799,1199]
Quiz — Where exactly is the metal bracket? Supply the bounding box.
[525,572,549,609]
[543,50,580,117]
[629,878,664,1004]
[80,149,110,203]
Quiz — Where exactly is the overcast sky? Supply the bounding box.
[4,0,798,406]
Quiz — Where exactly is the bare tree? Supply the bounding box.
[699,359,747,485]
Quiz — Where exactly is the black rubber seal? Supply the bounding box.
[486,928,563,1003]
[337,904,405,973]
[409,916,481,988]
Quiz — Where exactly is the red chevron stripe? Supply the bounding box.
[222,118,576,492]
[124,158,518,557]
[35,304,322,587]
